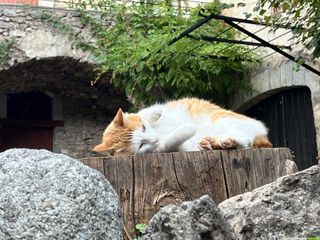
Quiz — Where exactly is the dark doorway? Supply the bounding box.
[245,87,318,170]
[7,92,52,120]
[0,91,62,152]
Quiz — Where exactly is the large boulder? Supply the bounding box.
[0,148,122,240]
[142,195,237,240]
[219,165,320,239]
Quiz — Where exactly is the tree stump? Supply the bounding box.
[80,148,295,238]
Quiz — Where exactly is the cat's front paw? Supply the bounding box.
[198,137,220,150]
[199,136,238,150]
[219,138,238,149]
[198,138,212,150]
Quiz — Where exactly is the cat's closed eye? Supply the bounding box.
[142,125,146,132]
[139,143,144,149]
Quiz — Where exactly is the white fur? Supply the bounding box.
[131,118,160,154]
[133,102,268,153]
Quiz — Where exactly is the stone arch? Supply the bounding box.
[0,5,95,69]
[231,59,320,154]
[0,6,131,157]
[0,47,129,158]
[236,85,307,113]
[244,86,317,170]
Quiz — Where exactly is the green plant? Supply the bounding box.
[255,0,320,60]
[133,223,147,240]
[0,38,15,69]
[74,0,259,106]
[40,11,89,50]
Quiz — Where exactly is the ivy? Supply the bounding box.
[255,0,320,60]
[75,0,259,106]
[40,11,90,50]
[0,38,15,69]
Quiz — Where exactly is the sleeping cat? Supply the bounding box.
[93,98,272,155]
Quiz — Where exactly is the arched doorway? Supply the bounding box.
[0,91,63,151]
[245,87,318,170]
[7,92,52,120]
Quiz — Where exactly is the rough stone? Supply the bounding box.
[0,4,131,158]
[218,165,320,240]
[0,148,122,240]
[0,5,97,70]
[142,195,237,240]
[9,29,26,37]
[3,9,16,17]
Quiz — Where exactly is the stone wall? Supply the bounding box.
[0,5,94,69]
[53,99,111,158]
[0,5,130,158]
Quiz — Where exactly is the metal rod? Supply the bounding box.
[168,14,214,46]
[199,12,297,30]
[187,34,291,49]
[242,30,292,55]
[186,26,233,55]
[224,19,320,76]
[215,25,268,55]
[259,51,277,60]
[258,40,299,60]
[187,53,257,62]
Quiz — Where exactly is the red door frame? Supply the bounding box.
[0,119,64,152]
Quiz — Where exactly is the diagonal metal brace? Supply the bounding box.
[223,19,320,76]
[187,34,291,49]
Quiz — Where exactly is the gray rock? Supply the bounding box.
[3,9,16,17]
[142,195,237,240]
[0,148,122,240]
[219,165,320,240]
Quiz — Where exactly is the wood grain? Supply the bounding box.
[80,148,294,238]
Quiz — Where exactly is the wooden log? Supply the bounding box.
[79,148,295,238]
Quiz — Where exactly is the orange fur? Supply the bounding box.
[93,98,272,155]
[93,108,142,155]
[167,98,248,122]
[252,135,273,148]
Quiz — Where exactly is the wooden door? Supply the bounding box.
[245,87,318,170]
[0,125,53,151]
[0,92,63,152]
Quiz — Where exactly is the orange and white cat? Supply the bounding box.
[93,98,272,155]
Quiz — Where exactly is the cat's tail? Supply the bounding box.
[253,135,273,148]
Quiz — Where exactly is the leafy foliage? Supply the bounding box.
[0,38,15,69]
[133,223,147,240]
[255,0,320,60]
[76,0,258,106]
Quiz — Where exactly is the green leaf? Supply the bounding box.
[259,9,267,15]
[69,0,258,106]
[237,2,246,7]
[294,9,301,18]
[145,81,154,91]
[244,12,252,19]
[282,2,290,11]
[264,15,271,23]
[135,223,147,233]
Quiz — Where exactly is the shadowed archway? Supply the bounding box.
[244,87,317,170]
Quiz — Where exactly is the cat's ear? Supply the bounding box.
[150,109,162,122]
[113,108,124,126]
